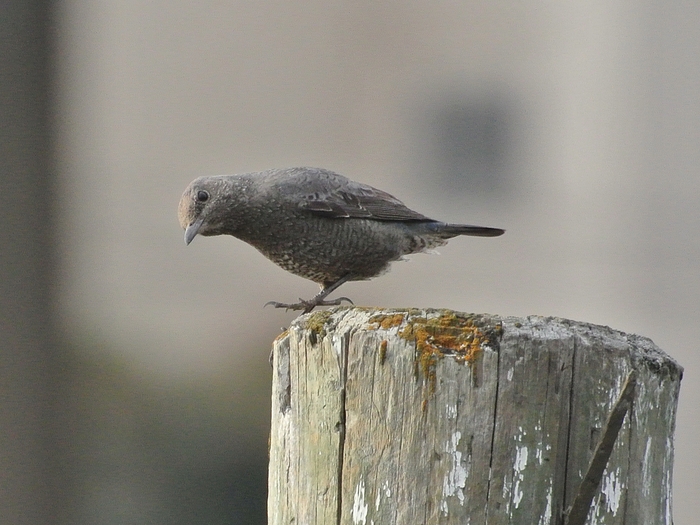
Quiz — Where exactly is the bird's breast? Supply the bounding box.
[238,215,408,284]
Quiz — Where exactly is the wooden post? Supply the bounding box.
[268,308,682,525]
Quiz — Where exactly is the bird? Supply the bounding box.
[178,167,504,314]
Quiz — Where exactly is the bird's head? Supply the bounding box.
[178,176,231,245]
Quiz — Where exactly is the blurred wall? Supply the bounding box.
[0,1,56,524]
[47,1,700,524]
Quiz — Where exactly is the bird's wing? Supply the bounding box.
[295,172,431,221]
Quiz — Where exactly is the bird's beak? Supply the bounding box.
[184,216,205,245]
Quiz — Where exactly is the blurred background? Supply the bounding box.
[2,1,699,523]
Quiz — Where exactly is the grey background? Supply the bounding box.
[3,1,698,524]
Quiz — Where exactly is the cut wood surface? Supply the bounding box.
[268,307,682,525]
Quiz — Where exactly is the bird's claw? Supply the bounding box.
[263,300,309,311]
[263,296,354,314]
[264,300,292,309]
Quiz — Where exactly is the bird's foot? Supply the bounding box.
[264,296,353,314]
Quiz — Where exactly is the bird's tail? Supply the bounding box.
[426,222,505,238]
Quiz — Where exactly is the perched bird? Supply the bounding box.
[178,167,504,313]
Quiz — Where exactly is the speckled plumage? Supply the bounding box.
[178,167,504,312]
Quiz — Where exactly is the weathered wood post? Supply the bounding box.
[268,308,682,525]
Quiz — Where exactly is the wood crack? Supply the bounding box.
[335,331,350,525]
[483,329,502,522]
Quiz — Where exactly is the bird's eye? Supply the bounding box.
[196,190,209,202]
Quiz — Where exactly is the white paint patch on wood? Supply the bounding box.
[352,479,368,525]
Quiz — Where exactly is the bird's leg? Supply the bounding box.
[264,274,354,314]
[304,275,354,312]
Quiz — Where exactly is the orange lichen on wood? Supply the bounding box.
[395,312,502,394]
[368,313,406,330]
[379,340,388,364]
